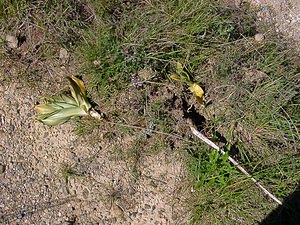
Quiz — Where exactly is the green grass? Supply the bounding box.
[0,0,93,84]
[1,0,299,224]
[78,0,243,98]
[77,0,300,223]
[77,1,300,224]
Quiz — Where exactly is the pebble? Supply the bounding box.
[144,204,151,210]
[235,0,241,7]
[93,60,101,66]
[82,188,90,199]
[254,33,265,42]
[59,48,69,64]
[0,164,6,174]
[6,35,18,49]
[112,205,123,217]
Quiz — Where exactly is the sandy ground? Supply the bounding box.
[0,59,189,224]
[249,0,300,48]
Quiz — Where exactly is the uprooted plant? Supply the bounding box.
[35,76,103,125]
[35,76,283,206]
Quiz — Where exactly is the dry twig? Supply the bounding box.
[188,119,283,205]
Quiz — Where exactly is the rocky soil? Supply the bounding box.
[250,0,300,49]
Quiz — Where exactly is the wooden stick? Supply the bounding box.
[188,120,282,205]
[89,109,282,205]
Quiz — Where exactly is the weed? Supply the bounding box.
[61,163,82,179]
[61,163,84,194]
[188,146,237,187]
[147,100,176,133]
[75,116,101,136]
[79,0,244,98]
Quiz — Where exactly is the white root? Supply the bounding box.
[89,108,105,120]
[188,120,283,205]
[89,108,282,205]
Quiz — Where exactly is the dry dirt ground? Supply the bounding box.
[0,59,189,225]
[1,0,300,225]
[249,0,300,47]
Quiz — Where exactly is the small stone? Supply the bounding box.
[82,188,89,199]
[249,0,262,7]
[0,115,4,124]
[112,205,123,217]
[234,0,242,8]
[59,48,69,64]
[43,132,49,138]
[130,211,138,217]
[6,35,18,49]
[93,60,101,66]
[254,33,265,42]
[223,0,239,8]
[244,69,268,84]
[0,164,6,174]
[144,204,151,210]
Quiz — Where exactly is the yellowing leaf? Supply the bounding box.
[70,76,86,94]
[36,77,92,126]
[37,107,87,126]
[170,73,181,81]
[189,83,204,104]
[35,104,57,114]
[67,76,91,112]
[176,62,183,75]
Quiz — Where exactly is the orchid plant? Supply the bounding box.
[36,76,103,126]
[170,62,205,104]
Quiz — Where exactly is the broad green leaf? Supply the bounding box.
[53,94,77,105]
[67,76,91,112]
[52,101,77,109]
[37,106,87,126]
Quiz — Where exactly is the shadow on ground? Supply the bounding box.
[260,184,300,225]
